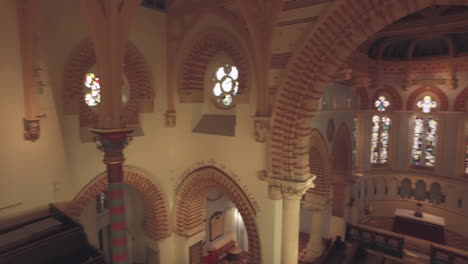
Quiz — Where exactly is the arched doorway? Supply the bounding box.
[66,167,170,262]
[174,166,261,264]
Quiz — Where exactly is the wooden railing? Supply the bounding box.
[345,223,468,264]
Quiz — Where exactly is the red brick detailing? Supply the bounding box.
[174,166,261,264]
[180,31,249,102]
[63,39,154,128]
[455,87,468,112]
[270,0,468,182]
[356,87,370,110]
[372,85,402,111]
[307,129,331,196]
[66,167,170,241]
[406,85,449,111]
[330,123,352,185]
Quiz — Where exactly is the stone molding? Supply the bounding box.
[260,171,315,200]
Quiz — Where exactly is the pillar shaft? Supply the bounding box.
[304,208,323,260]
[281,194,302,264]
[92,128,133,264]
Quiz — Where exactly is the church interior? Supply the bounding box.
[1,0,468,264]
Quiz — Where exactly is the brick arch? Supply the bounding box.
[270,0,468,181]
[331,123,352,184]
[330,123,352,217]
[356,87,370,110]
[66,167,170,241]
[455,87,468,112]
[174,166,261,264]
[307,129,331,196]
[179,30,249,102]
[373,85,402,110]
[63,38,154,127]
[406,85,449,111]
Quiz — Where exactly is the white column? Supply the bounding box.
[281,193,302,264]
[304,207,323,261]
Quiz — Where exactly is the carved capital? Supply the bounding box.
[260,172,315,200]
[253,117,270,143]
[23,118,40,142]
[90,128,134,164]
[165,111,176,128]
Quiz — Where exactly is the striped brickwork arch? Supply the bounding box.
[179,30,249,103]
[270,0,468,182]
[63,38,153,127]
[66,167,170,241]
[174,166,261,264]
[307,129,331,196]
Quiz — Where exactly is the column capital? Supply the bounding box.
[261,174,315,200]
[90,128,134,164]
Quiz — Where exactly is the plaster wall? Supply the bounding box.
[0,0,70,219]
[32,3,280,264]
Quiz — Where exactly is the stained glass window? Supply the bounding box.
[352,116,357,169]
[465,142,468,175]
[84,73,101,106]
[411,116,438,167]
[375,96,390,112]
[370,115,391,165]
[417,95,437,113]
[213,64,239,108]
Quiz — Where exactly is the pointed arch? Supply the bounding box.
[179,30,250,103]
[307,129,331,196]
[269,0,468,182]
[66,167,170,241]
[454,87,468,112]
[63,38,154,127]
[174,166,261,264]
[330,123,353,217]
[406,85,449,111]
[372,85,402,111]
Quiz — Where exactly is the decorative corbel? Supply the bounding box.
[253,117,270,143]
[165,110,176,128]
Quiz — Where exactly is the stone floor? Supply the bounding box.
[364,216,468,252]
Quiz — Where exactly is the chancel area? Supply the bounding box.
[1,0,468,264]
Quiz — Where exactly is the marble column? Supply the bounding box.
[281,192,303,264]
[92,128,134,264]
[260,173,315,264]
[302,194,329,262]
[304,207,324,260]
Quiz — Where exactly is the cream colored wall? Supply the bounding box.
[0,0,70,219]
[30,3,281,264]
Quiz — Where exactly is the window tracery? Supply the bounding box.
[370,96,391,166]
[411,116,438,167]
[212,64,239,108]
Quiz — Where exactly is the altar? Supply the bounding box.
[392,209,446,245]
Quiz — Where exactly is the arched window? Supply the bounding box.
[84,73,101,107]
[465,140,468,176]
[83,71,130,108]
[370,96,391,166]
[411,96,438,168]
[212,64,239,108]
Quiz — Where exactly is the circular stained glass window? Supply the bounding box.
[212,65,239,108]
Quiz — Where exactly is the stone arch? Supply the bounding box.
[307,129,331,196]
[330,123,352,217]
[454,87,468,112]
[269,0,468,181]
[372,85,402,110]
[174,166,261,264]
[66,167,170,241]
[331,123,353,184]
[63,38,154,127]
[179,30,250,103]
[406,85,449,111]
